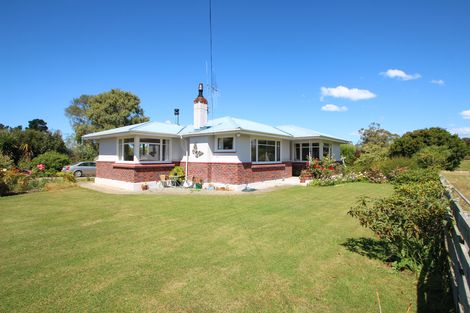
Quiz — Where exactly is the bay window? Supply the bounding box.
[139,138,169,161]
[323,143,330,157]
[118,137,170,162]
[118,138,135,161]
[251,139,281,163]
[294,142,320,161]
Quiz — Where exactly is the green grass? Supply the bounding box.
[0,184,419,312]
[457,159,470,171]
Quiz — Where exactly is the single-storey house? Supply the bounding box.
[83,83,349,190]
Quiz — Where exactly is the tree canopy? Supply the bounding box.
[358,122,398,147]
[0,122,67,164]
[389,127,467,170]
[27,119,48,132]
[65,89,149,142]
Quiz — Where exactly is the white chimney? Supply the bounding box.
[193,83,208,129]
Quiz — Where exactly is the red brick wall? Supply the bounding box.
[180,162,292,185]
[97,161,292,184]
[96,162,175,183]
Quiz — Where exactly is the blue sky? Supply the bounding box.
[1,0,469,142]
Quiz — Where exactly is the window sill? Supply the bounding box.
[214,150,236,153]
[251,163,285,169]
[113,163,175,169]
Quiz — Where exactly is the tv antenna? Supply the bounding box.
[208,0,218,121]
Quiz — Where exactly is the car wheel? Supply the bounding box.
[74,170,83,177]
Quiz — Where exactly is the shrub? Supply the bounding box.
[0,169,30,196]
[308,172,365,187]
[348,180,448,272]
[169,166,185,184]
[390,127,467,170]
[340,144,356,165]
[306,156,338,179]
[413,145,451,170]
[392,168,440,185]
[353,144,389,172]
[31,151,70,172]
[363,168,388,184]
[0,153,14,169]
[374,157,418,179]
[56,171,77,183]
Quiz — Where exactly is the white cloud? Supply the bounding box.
[380,69,421,81]
[431,79,445,86]
[320,85,376,101]
[460,110,470,119]
[450,127,470,136]
[321,104,348,112]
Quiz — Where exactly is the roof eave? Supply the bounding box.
[181,129,292,139]
[82,131,182,140]
[292,135,350,143]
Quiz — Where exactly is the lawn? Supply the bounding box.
[442,169,470,211]
[457,159,470,171]
[0,184,430,312]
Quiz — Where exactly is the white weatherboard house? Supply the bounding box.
[83,83,349,191]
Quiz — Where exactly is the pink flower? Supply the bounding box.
[37,164,45,171]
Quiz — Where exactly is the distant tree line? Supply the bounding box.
[0,89,148,171]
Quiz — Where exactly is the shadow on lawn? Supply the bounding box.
[342,237,455,313]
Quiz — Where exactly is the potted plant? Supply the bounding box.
[193,177,203,189]
[169,166,185,186]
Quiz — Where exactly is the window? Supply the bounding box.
[323,143,330,157]
[311,143,320,159]
[251,139,281,163]
[139,138,169,162]
[118,138,135,161]
[118,138,169,162]
[216,137,234,151]
[294,142,320,161]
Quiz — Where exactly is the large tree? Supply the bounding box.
[358,122,399,147]
[0,121,67,164]
[27,119,48,132]
[389,127,467,170]
[65,89,149,142]
[463,138,470,155]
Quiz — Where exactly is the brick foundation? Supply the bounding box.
[180,162,292,185]
[96,162,176,183]
[97,161,292,185]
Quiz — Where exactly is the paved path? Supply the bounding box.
[79,177,301,195]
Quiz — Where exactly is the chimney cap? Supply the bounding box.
[194,82,208,104]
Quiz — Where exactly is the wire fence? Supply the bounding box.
[441,175,470,313]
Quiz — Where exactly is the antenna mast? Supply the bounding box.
[209,0,215,121]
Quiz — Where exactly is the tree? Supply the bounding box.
[358,122,399,147]
[390,127,467,170]
[27,119,48,132]
[0,121,67,165]
[354,123,398,170]
[463,138,470,155]
[65,89,149,142]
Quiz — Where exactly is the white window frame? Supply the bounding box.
[116,136,172,163]
[251,138,282,164]
[322,142,331,158]
[214,136,236,152]
[293,141,321,161]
